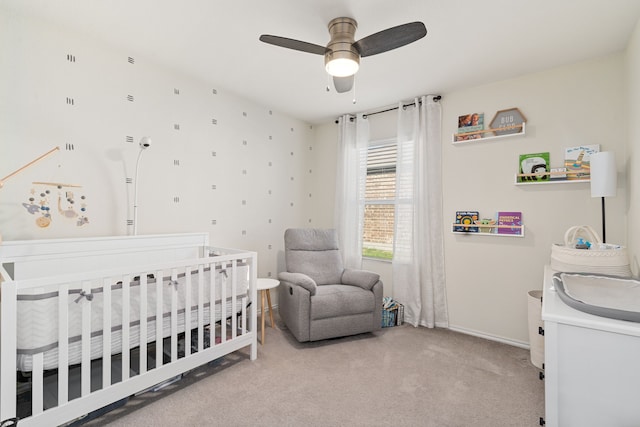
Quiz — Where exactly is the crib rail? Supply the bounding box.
[0,245,257,426]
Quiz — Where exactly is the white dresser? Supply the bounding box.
[541,266,640,427]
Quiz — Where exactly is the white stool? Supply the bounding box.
[257,278,280,344]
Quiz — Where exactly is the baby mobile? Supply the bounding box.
[2,146,90,229]
[23,181,89,228]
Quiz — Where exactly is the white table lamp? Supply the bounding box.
[590,151,617,243]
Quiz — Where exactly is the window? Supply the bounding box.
[363,140,396,260]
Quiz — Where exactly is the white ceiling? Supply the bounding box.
[5,1,640,124]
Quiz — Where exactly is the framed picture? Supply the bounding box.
[490,108,527,136]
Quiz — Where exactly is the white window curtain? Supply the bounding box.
[334,114,369,269]
[393,96,448,328]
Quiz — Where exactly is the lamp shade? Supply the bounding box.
[590,151,617,198]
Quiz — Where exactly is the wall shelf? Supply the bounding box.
[515,178,590,186]
[452,122,526,145]
[515,169,590,185]
[451,223,525,237]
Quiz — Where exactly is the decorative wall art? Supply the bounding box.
[489,108,527,136]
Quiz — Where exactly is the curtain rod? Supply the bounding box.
[335,95,441,123]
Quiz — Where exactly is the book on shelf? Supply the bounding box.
[496,211,522,235]
[550,167,567,181]
[454,211,479,232]
[518,152,550,183]
[564,144,599,180]
[456,113,484,141]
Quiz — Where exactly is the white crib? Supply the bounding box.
[0,233,257,426]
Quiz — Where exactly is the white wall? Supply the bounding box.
[0,9,316,286]
[626,19,640,277]
[443,55,628,345]
[313,55,629,345]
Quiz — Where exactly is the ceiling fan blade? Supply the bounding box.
[259,35,327,55]
[333,75,354,93]
[353,22,427,57]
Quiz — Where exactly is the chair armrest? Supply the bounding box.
[341,269,380,290]
[278,272,318,295]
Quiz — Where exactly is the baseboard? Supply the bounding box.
[448,325,529,350]
[269,306,529,350]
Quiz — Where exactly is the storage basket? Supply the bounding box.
[527,290,544,369]
[381,298,404,327]
[382,308,397,328]
[550,225,631,277]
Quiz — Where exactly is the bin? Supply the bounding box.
[527,290,544,369]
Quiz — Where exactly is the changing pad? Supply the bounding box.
[552,272,640,323]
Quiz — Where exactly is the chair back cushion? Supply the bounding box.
[284,228,344,285]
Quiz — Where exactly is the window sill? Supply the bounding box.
[362,256,392,263]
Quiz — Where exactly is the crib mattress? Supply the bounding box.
[15,264,249,371]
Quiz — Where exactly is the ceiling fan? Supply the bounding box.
[259,17,427,93]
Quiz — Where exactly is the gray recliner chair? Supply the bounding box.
[278,228,383,342]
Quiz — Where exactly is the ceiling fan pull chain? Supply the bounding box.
[352,76,357,104]
[326,73,331,92]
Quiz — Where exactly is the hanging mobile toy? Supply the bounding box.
[0,147,60,237]
[30,182,88,227]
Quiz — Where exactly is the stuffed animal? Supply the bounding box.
[474,218,496,233]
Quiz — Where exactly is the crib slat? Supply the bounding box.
[102,277,112,387]
[249,255,258,361]
[221,264,227,343]
[209,262,215,346]
[184,266,193,357]
[31,353,44,415]
[241,296,247,335]
[58,284,70,405]
[139,273,148,374]
[81,281,92,397]
[0,282,17,422]
[204,263,211,351]
[122,275,131,381]
[231,260,237,339]
[156,270,163,367]
[198,265,206,351]
[170,269,178,362]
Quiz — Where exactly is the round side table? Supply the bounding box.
[257,278,280,344]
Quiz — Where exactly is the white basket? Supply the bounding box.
[527,290,544,369]
[550,225,631,277]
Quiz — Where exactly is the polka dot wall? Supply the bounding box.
[0,12,317,279]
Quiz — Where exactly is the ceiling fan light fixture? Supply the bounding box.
[260,16,427,83]
[325,57,359,77]
[325,17,360,77]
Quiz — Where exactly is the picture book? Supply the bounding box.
[454,211,479,232]
[518,152,550,182]
[564,144,599,180]
[497,211,522,235]
[550,167,567,181]
[456,113,484,141]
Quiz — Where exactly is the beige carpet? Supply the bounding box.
[83,315,544,427]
